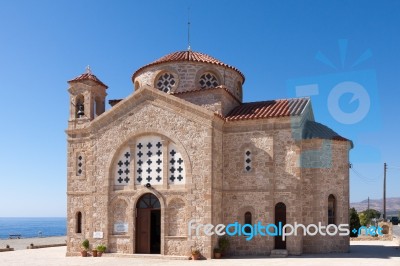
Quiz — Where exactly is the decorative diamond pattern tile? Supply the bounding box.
[115,147,131,185]
[114,136,185,187]
[76,154,84,176]
[168,143,185,184]
[244,149,252,172]
[135,136,163,185]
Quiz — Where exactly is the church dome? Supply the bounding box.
[132,50,245,82]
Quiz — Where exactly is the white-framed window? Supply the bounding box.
[114,136,186,186]
[115,147,131,185]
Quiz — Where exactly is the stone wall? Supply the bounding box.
[222,121,303,255]
[301,139,351,253]
[133,62,243,101]
[173,86,240,117]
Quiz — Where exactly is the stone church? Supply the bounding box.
[66,49,353,258]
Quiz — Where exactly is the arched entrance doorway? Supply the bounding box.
[275,202,286,249]
[136,193,161,254]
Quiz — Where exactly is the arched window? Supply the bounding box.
[137,193,161,209]
[94,96,103,117]
[244,211,252,233]
[76,212,82,233]
[75,95,84,118]
[328,194,336,225]
[156,72,176,93]
[199,72,219,89]
[114,135,186,187]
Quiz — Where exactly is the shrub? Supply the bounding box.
[81,239,89,251]
[96,244,106,253]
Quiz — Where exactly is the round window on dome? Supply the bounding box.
[199,72,219,89]
[156,72,176,93]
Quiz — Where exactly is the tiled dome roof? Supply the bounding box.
[132,50,245,82]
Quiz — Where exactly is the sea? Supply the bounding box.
[0,217,66,239]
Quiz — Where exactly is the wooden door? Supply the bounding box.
[275,202,286,249]
[136,193,161,254]
[136,208,150,253]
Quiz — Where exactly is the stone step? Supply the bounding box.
[270,249,288,258]
[103,253,189,260]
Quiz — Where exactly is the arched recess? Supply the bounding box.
[275,202,286,250]
[75,94,85,118]
[167,197,186,236]
[195,66,223,89]
[328,194,336,225]
[75,211,82,234]
[110,198,129,235]
[107,129,193,189]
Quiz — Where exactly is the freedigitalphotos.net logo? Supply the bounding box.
[188,220,350,241]
[287,39,381,166]
[352,225,384,237]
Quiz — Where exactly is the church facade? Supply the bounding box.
[66,50,353,258]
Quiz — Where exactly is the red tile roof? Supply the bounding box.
[132,50,245,82]
[225,98,309,121]
[69,72,108,88]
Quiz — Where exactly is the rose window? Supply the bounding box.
[156,73,176,93]
[199,73,219,89]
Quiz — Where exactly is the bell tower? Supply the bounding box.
[67,66,108,128]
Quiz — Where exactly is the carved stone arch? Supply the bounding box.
[166,197,186,236]
[106,128,193,189]
[166,195,187,206]
[109,195,130,208]
[132,188,166,212]
[195,65,223,89]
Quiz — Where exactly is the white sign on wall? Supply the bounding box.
[93,231,104,239]
[114,223,128,233]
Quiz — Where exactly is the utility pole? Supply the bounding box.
[383,162,387,220]
[367,196,370,211]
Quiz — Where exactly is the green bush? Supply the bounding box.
[349,208,361,237]
[218,236,230,253]
[81,239,89,250]
[96,244,106,253]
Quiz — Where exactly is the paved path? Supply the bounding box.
[0,236,66,250]
[0,240,399,266]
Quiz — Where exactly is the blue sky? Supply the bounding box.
[0,0,399,217]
